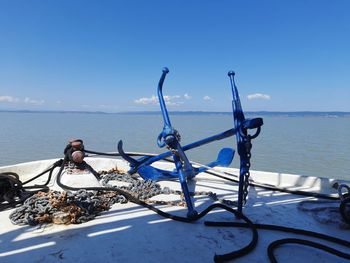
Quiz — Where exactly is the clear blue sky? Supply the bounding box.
[0,0,349,112]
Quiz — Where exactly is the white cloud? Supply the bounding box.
[0,95,45,106]
[184,93,191,100]
[134,95,158,105]
[163,95,180,101]
[203,95,212,101]
[163,95,182,106]
[0,95,20,103]
[247,93,271,100]
[134,95,183,106]
[24,97,45,105]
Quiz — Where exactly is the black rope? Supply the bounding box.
[268,238,350,263]
[204,221,350,246]
[0,160,62,211]
[84,149,340,200]
[205,221,350,262]
[21,159,63,185]
[0,172,25,210]
[200,169,339,200]
[84,149,121,157]
[340,197,350,225]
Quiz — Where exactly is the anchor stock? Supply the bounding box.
[118,68,263,217]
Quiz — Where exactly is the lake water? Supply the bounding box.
[0,112,349,180]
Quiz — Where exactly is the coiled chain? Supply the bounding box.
[9,168,232,226]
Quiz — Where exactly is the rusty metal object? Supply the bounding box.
[52,211,71,224]
[70,139,83,150]
[65,139,85,163]
[35,213,51,224]
[71,151,84,163]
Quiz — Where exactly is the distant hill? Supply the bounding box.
[1,109,349,117]
[0,110,107,114]
[118,111,350,117]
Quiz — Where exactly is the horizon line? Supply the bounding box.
[1,109,350,115]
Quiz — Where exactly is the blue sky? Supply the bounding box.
[0,0,349,112]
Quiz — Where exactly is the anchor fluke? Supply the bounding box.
[215,148,235,167]
[138,165,178,181]
[195,148,235,174]
[117,140,140,167]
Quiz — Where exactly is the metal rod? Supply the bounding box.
[137,128,236,169]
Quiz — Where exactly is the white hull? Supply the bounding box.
[0,157,349,263]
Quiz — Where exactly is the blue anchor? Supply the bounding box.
[228,71,263,213]
[118,68,263,217]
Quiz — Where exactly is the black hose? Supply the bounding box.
[340,197,350,225]
[205,221,350,262]
[268,238,350,263]
[218,170,339,200]
[0,172,24,210]
[84,149,121,157]
[84,150,340,200]
[21,159,63,185]
[205,221,350,246]
[0,160,62,211]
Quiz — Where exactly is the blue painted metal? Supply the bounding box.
[118,68,262,217]
[118,128,236,174]
[228,71,263,213]
[136,148,235,181]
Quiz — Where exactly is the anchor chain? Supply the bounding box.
[243,170,250,205]
[101,169,234,207]
[9,168,234,226]
[100,169,163,201]
[242,135,252,205]
[9,189,124,225]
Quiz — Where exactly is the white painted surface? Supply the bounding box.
[0,157,349,263]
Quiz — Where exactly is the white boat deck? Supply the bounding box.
[0,158,349,263]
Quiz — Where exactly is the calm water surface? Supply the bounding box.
[0,112,349,180]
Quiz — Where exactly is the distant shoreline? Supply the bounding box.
[0,109,349,117]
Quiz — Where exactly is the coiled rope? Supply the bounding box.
[0,160,62,211]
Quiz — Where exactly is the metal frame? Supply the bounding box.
[118,68,263,217]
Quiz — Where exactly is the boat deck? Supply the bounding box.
[0,158,349,263]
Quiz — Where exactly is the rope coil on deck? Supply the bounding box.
[0,172,26,209]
